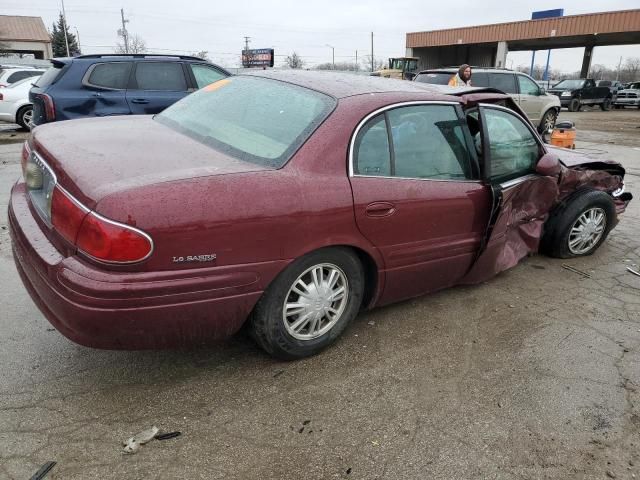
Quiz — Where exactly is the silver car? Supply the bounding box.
[614,82,640,109]
[414,68,561,133]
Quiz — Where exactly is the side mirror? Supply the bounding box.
[536,153,562,176]
[539,87,546,95]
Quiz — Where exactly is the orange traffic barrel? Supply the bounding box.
[550,120,576,149]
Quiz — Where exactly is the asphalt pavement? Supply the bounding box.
[0,116,639,480]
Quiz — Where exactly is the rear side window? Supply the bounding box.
[191,64,227,88]
[34,66,63,88]
[85,62,132,89]
[471,72,489,87]
[489,73,517,94]
[354,105,472,180]
[134,62,187,91]
[7,70,42,83]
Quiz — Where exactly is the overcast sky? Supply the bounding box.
[4,1,639,72]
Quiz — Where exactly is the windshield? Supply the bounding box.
[629,83,640,90]
[156,76,335,168]
[553,79,585,89]
[414,72,453,85]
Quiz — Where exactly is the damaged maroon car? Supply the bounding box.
[10,72,632,359]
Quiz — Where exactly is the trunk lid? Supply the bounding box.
[31,115,269,209]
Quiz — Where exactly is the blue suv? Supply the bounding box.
[30,54,230,126]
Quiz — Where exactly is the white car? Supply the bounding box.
[0,77,36,129]
[0,66,44,87]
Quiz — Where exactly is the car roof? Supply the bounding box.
[243,70,489,99]
[416,67,520,75]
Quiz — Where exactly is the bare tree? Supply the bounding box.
[315,61,359,71]
[622,57,640,82]
[284,52,304,69]
[115,34,147,54]
[192,50,210,61]
[360,55,385,72]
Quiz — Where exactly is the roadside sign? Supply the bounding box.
[242,48,275,68]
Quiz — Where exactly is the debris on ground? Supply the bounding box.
[29,461,56,480]
[123,426,159,454]
[626,267,640,277]
[367,321,375,326]
[155,431,182,441]
[562,264,591,278]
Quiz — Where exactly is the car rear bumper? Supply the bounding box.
[9,181,283,349]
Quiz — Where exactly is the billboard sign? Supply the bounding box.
[242,48,275,68]
[531,9,564,20]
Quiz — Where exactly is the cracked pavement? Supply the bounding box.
[0,113,639,479]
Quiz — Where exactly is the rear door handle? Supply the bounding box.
[131,98,150,104]
[365,202,396,217]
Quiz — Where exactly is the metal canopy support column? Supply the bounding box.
[495,41,508,68]
[580,45,594,78]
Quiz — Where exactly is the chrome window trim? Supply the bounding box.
[348,100,463,178]
[499,173,538,189]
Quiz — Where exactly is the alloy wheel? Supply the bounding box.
[568,207,606,255]
[283,263,349,341]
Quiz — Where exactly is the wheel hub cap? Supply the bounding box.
[568,207,606,255]
[283,263,349,341]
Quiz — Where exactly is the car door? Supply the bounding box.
[76,62,132,118]
[126,61,190,114]
[460,104,559,284]
[348,102,492,305]
[582,79,597,104]
[517,74,544,123]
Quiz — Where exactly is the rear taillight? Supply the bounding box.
[35,93,55,121]
[0,93,4,101]
[51,186,153,263]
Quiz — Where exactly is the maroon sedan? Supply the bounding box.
[10,72,632,359]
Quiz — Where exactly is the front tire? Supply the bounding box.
[600,97,612,111]
[541,190,616,259]
[250,247,365,359]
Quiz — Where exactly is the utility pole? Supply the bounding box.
[74,27,81,54]
[119,8,129,54]
[325,44,335,69]
[355,50,358,71]
[60,0,70,56]
[244,36,251,52]
[616,55,623,81]
[243,36,251,68]
[370,32,374,72]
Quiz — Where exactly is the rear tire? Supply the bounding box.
[568,98,581,112]
[600,97,612,111]
[541,190,616,259]
[250,247,365,360]
[16,105,33,130]
[538,109,557,134]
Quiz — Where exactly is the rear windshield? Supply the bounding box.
[414,72,454,85]
[34,65,63,88]
[156,76,335,168]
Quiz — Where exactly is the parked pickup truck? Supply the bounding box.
[547,79,613,112]
[614,82,640,109]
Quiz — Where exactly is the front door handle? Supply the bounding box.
[131,98,150,104]
[365,202,396,217]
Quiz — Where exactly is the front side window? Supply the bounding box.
[134,62,187,91]
[86,62,132,89]
[354,104,472,180]
[156,76,335,168]
[483,108,540,181]
[191,64,227,88]
[518,75,540,95]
